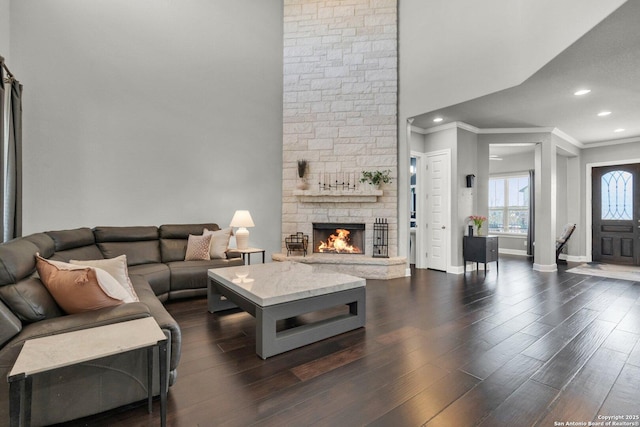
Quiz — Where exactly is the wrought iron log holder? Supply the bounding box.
[372,218,389,258]
[285,232,309,256]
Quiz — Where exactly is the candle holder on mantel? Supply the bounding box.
[318,172,358,191]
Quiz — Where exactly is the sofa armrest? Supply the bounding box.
[14,302,151,345]
[130,275,182,371]
[0,299,21,347]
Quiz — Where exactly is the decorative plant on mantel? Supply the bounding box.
[296,159,309,190]
[360,170,392,189]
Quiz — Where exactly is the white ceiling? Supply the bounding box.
[411,1,640,148]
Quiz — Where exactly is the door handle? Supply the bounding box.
[441,226,446,229]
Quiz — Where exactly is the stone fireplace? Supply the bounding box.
[275,0,406,279]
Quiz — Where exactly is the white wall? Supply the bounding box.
[10,1,283,255]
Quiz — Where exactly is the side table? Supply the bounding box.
[228,247,265,265]
[463,235,499,274]
[8,317,168,427]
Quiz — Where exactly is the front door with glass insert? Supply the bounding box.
[592,163,640,265]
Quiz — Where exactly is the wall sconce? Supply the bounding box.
[466,174,475,188]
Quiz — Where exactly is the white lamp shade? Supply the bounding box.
[230,210,255,228]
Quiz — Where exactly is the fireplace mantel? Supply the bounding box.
[293,189,382,203]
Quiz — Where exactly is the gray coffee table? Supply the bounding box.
[207,261,366,359]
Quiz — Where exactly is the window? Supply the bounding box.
[601,170,632,220]
[489,175,529,234]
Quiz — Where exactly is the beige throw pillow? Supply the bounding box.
[204,227,233,259]
[185,234,213,261]
[70,255,139,303]
[35,255,126,314]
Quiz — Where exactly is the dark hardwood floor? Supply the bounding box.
[59,256,640,426]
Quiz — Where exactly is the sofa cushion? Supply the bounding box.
[204,227,233,259]
[128,263,170,299]
[98,241,161,266]
[94,226,159,242]
[70,255,139,302]
[167,259,243,292]
[23,233,56,259]
[184,234,212,261]
[159,223,220,262]
[50,245,105,263]
[0,238,39,285]
[0,275,63,323]
[159,223,220,239]
[46,228,95,251]
[35,256,125,314]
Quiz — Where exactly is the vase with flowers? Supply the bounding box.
[469,215,487,236]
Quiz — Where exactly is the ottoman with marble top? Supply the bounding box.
[207,261,366,359]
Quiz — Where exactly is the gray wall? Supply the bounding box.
[455,128,478,265]
[0,0,8,59]
[10,1,283,256]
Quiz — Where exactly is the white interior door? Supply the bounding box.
[424,150,450,271]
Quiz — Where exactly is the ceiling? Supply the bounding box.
[411,1,640,148]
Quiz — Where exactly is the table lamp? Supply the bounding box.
[230,210,255,250]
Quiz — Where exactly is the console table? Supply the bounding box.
[463,235,498,273]
[8,317,168,427]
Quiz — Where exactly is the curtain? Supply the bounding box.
[527,169,535,257]
[1,67,22,242]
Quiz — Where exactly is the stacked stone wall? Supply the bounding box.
[282,0,398,256]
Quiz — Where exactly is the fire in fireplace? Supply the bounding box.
[313,223,365,254]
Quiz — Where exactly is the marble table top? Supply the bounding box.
[208,261,365,306]
[9,317,166,379]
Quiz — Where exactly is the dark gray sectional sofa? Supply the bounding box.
[0,223,243,426]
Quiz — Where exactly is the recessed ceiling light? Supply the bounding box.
[574,89,591,96]
[597,111,612,117]
[490,157,503,161]
[614,128,625,133]
[433,117,443,123]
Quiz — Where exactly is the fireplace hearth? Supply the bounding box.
[313,223,365,254]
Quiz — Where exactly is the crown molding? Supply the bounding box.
[411,121,480,135]
[409,121,639,151]
[580,135,640,149]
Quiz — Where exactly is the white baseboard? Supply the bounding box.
[559,254,588,262]
[533,263,558,272]
[448,265,465,275]
[499,248,528,256]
